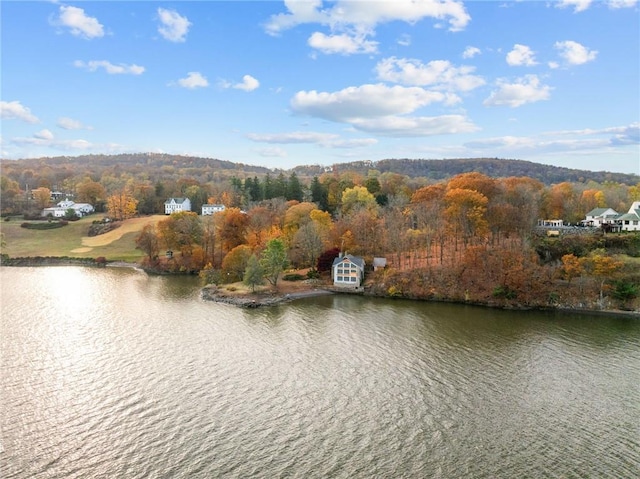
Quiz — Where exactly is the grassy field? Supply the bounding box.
[0,215,165,262]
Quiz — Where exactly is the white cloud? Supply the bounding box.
[351,115,479,137]
[375,57,485,92]
[608,0,638,8]
[554,40,597,65]
[265,0,470,56]
[248,131,338,144]
[556,0,593,12]
[308,32,378,55]
[291,83,459,123]
[289,83,477,137]
[54,5,104,39]
[233,75,260,92]
[157,8,191,42]
[483,75,552,108]
[256,147,288,158]
[464,123,640,160]
[397,34,411,47]
[0,101,40,123]
[462,46,481,59]
[506,44,537,66]
[176,72,209,89]
[74,60,145,75]
[248,131,377,148]
[34,129,54,140]
[57,117,92,130]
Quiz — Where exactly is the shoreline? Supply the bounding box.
[1,259,637,317]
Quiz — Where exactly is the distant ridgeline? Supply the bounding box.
[1,154,638,186]
[292,158,639,186]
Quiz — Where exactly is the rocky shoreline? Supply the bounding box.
[201,285,333,308]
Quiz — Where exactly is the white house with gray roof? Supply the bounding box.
[164,197,191,215]
[332,254,365,289]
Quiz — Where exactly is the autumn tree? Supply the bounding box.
[341,185,378,215]
[216,207,248,254]
[222,245,253,282]
[584,250,623,307]
[444,188,489,250]
[243,254,264,292]
[260,238,289,289]
[293,222,324,270]
[32,187,51,210]
[107,191,138,221]
[560,253,584,283]
[135,224,160,260]
[76,178,106,205]
[157,211,203,256]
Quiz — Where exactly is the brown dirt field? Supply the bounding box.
[81,215,165,247]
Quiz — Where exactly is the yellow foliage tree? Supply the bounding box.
[107,191,138,221]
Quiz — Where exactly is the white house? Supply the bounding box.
[332,254,365,289]
[164,197,191,215]
[583,207,619,227]
[42,200,94,218]
[202,204,226,216]
[617,201,640,232]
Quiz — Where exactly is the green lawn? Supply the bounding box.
[0,215,146,262]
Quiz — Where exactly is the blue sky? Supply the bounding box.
[1,0,639,174]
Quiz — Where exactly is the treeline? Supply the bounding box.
[126,170,640,310]
[293,158,639,186]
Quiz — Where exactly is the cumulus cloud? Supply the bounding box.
[57,117,92,130]
[375,57,485,92]
[607,0,638,8]
[555,0,593,12]
[308,32,378,55]
[291,83,459,122]
[289,83,477,137]
[506,44,537,66]
[0,100,40,123]
[462,46,481,59]
[266,0,470,55]
[157,8,191,42]
[176,72,209,89]
[34,129,54,140]
[554,40,597,65]
[53,5,104,39]
[233,75,260,92]
[350,115,479,137]
[74,60,145,75]
[483,75,552,108]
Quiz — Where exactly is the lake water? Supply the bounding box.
[1,266,639,478]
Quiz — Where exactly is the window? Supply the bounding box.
[337,276,343,282]
[350,277,356,282]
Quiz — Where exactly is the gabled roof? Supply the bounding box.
[618,212,640,221]
[332,254,365,269]
[165,197,188,205]
[586,207,617,217]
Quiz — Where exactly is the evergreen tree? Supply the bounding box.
[264,173,275,199]
[273,172,287,199]
[250,176,263,202]
[287,172,304,202]
[310,176,329,211]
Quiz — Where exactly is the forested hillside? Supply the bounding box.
[293,158,639,185]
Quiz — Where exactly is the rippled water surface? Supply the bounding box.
[2,267,639,478]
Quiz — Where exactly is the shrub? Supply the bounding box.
[493,285,517,300]
[306,269,320,279]
[283,273,305,281]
